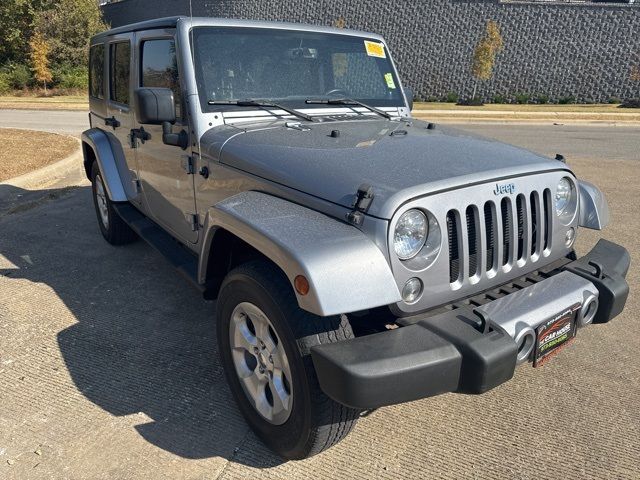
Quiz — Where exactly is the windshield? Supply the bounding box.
[191,27,404,111]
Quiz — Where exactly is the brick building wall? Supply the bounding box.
[101,0,640,102]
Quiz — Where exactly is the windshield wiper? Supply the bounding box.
[208,99,315,123]
[305,97,394,120]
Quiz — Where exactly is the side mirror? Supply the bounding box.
[134,87,176,125]
[403,87,414,112]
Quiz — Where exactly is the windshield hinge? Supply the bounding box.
[346,184,374,226]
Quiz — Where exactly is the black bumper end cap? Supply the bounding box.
[311,308,517,409]
[563,239,630,324]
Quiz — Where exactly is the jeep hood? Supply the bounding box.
[204,118,568,219]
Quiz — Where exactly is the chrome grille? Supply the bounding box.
[447,189,552,286]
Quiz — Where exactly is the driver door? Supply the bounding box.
[134,31,198,244]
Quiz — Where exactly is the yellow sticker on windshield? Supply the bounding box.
[384,73,396,89]
[364,40,386,58]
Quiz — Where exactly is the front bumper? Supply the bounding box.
[311,239,630,409]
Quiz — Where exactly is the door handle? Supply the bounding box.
[105,116,121,129]
[129,127,151,148]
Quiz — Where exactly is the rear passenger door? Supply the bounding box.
[105,33,141,204]
[134,31,198,244]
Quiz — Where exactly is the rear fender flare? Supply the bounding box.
[81,128,132,201]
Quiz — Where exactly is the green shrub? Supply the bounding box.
[492,94,507,104]
[536,94,549,105]
[53,65,88,90]
[443,92,459,103]
[425,96,439,103]
[514,92,531,104]
[1,64,32,89]
[0,72,11,95]
[608,97,622,104]
[558,95,576,105]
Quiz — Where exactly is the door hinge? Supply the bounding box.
[182,155,195,175]
[134,179,141,193]
[186,213,199,231]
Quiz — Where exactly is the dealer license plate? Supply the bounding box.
[533,303,581,367]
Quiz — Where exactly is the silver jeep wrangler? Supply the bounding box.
[83,16,630,459]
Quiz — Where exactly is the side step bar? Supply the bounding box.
[112,203,205,293]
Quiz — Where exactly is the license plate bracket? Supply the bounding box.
[533,303,580,367]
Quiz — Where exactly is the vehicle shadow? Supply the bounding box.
[0,184,284,468]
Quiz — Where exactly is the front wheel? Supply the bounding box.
[216,261,360,459]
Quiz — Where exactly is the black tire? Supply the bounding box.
[90,162,137,246]
[216,261,360,460]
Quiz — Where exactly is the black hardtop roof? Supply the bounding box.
[92,16,184,41]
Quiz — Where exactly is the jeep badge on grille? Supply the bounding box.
[493,182,516,195]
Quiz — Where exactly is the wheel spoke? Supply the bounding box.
[269,369,291,418]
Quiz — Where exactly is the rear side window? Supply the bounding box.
[89,44,105,99]
[110,41,131,105]
[141,39,181,118]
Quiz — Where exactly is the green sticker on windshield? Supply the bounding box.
[384,73,396,89]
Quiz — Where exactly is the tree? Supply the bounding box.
[0,0,53,65]
[29,31,52,92]
[471,20,504,101]
[34,0,107,68]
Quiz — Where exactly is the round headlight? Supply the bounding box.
[394,209,428,260]
[555,177,575,216]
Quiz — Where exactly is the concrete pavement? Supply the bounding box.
[0,118,639,479]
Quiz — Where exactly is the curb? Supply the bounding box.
[0,136,83,190]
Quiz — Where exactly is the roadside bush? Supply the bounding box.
[1,63,32,89]
[425,96,439,103]
[535,94,549,105]
[514,92,531,104]
[492,93,507,104]
[457,97,484,106]
[608,97,622,104]
[443,92,459,103]
[558,95,576,105]
[0,72,11,94]
[620,99,640,109]
[53,65,88,90]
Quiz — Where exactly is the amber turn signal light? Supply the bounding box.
[294,275,310,296]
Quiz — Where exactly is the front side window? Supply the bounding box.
[141,39,181,118]
[192,27,403,111]
[110,41,131,105]
[89,44,105,99]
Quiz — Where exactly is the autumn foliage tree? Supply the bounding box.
[471,20,504,101]
[29,31,52,93]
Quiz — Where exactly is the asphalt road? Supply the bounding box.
[0,112,639,479]
[0,109,88,136]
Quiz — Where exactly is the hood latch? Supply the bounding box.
[346,184,374,226]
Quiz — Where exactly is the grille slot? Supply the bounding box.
[484,202,496,272]
[466,206,480,278]
[501,198,512,266]
[447,211,460,284]
[448,188,552,286]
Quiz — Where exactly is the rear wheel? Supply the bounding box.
[90,162,136,245]
[217,261,360,459]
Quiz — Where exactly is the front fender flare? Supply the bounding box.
[199,191,401,317]
[578,180,610,230]
[81,128,131,201]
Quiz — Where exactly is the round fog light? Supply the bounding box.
[565,228,576,247]
[402,278,423,304]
